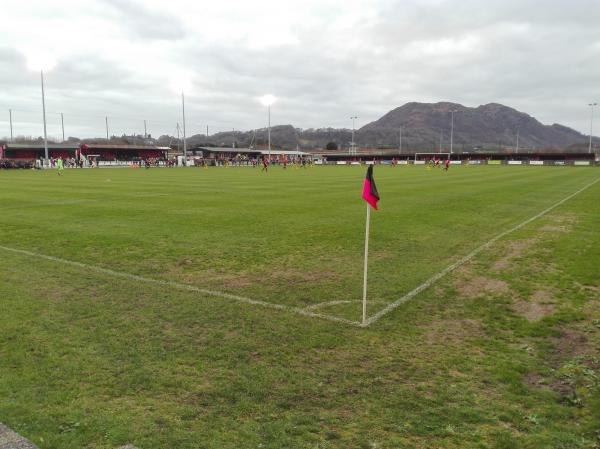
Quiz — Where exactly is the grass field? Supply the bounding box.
[1,165,599,449]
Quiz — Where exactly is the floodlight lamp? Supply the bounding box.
[23,50,57,72]
[169,73,193,95]
[259,94,277,107]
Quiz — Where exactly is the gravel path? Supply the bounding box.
[0,424,40,449]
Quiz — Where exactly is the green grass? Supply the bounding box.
[0,165,599,448]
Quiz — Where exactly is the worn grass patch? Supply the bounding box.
[511,290,557,322]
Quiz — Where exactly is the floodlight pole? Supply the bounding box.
[589,103,597,154]
[9,109,13,142]
[182,92,187,161]
[439,129,443,152]
[61,112,65,142]
[144,119,147,139]
[268,104,271,160]
[41,70,49,161]
[232,128,235,149]
[105,116,109,141]
[450,110,456,155]
[515,129,520,154]
[351,116,357,155]
[399,126,402,153]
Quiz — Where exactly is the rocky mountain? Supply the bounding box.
[358,102,590,151]
[177,102,591,152]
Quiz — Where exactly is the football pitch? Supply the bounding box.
[1,165,599,448]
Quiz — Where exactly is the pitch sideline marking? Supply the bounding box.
[362,175,600,327]
[0,245,361,327]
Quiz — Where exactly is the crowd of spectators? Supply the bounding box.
[0,159,35,169]
[48,157,85,168]
[0,156,320,169]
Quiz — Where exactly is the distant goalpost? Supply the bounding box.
[414,152,451,162]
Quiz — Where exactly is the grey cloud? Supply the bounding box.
[99,0,187,40]
[1,0,599,139]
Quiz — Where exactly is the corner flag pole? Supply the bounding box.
[362,203,371,325]
[360,164,379,325]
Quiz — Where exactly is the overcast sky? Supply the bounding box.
[1,0,599,140]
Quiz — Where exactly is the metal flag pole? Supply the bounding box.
[362,202,371,325]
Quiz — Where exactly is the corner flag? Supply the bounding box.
[362,165,380,210]
[360,164,380,325]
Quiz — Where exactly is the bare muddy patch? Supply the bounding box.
[492,239,537,271]
[423,319,484,345]
[540,225,569,233]
[540,213,578,235]
[456,276,511,298]
[512,301,555,322]
[512,289,556,321]
[550,328,592,365]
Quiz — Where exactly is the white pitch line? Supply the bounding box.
[305,299,388,311]
[362,175,600,327]
[0,245,361,327]
[305,300,357,310]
